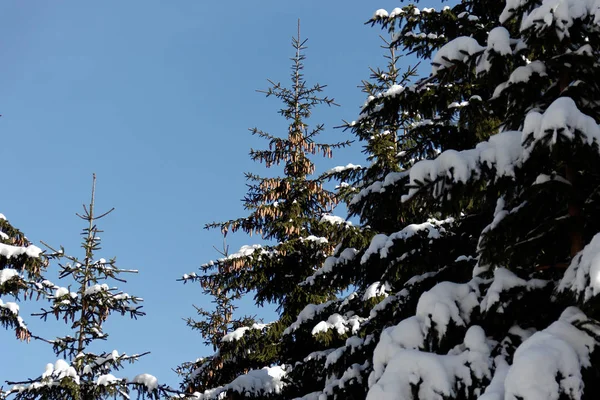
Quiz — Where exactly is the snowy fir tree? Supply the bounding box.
[2,176,183,400]
[178,23,366,397]
[181,1,600,399]
[0,214,45,342]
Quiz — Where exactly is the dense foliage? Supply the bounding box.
[181,0,600,399]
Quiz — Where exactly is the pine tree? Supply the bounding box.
[0,214,46,341]
[179,23,364,398]
[2,176,181,400]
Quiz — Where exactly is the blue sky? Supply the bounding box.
[0,0,432,389]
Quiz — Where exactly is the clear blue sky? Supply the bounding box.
[0,0,432,389]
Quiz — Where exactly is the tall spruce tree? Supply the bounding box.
[2,176,181,400]
[0,215,45,341]
[178,24,365,398]
[280,0,600,399]
[206,0,600,399]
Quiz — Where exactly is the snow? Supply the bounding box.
[302,248,358,286]
[368,325,492,400]
[0,268,19,285]
[504,307,596,400]
[384,84,405,98]
[0,242,42,260]
[522,97,600,160]
[0,300,20,315]
[510,61,546,84]
[54,287,71,298]
[213,244,270,264]
[197,366,287,399]
[488,27,512,55]
[311,313,365,336]
[559,231,600,301]
[96,374,120,386]
[84,283,109,296]
[283,301,334,335]
[326,163,362,174]
[400,130,522,202]
[520,0,600,40]
[320,214,353,227]
[132,373,158,391]
[533,173,571,185]
[373,9,389,19]
[389,7,403,18]
[432,37,485,75]
[52,359,79,382]
[322,361,369,396]
[480,268,548,312]
[416,280,481,339]
[302,235,329,244]
[448,101,469,109]
[361,218,453,264]
[493,61,546,98]
[363,281,391,301]
[479,357,510,400]
[221,323,268,342]
[325,336,364,368]
[303,348,335,363]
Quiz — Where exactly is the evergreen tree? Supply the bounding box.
[0,214,45,341]
[179,23,364,398]
[211,0,600,399]
[2,176,181,400]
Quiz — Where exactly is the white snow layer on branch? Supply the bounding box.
[559,231,600,301]
[432,36,485,75]
[221,323,268,342]
[132,373,159,391]
[0,299,20,315]
[196,366,287,399]
[311,313,365,336]
[477,27,513,74]
[503,307,596,400]
[522,97,600,160]
[361,218,453,264]
[492,61,546,98]
[12,360,80,393]
[480,268,548,313]
[283,301,334,335]
[320,214,353,227]
[402,130,522,201]
[0,268,19,286]
[486,27,512,56]
[520,0,600,40]
[367,325,492,400]
[363,281,392,301]
[302,248,358,286]
[326,163,362,174]
[367,277,597,400]
[369,278,483,389]
[0,242,42,260]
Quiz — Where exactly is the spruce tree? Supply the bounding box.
[179,24,364,398]
[0,214,45,341]
[282,0,600,399]
[2,176,181,400]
